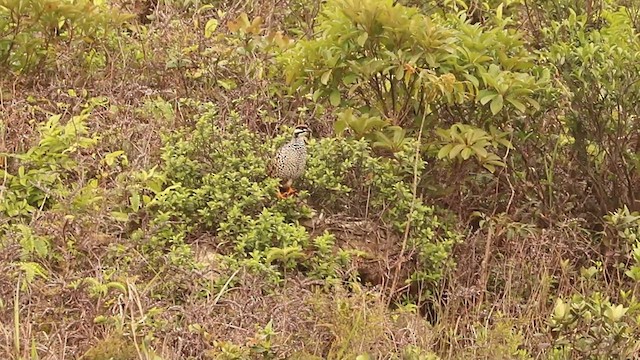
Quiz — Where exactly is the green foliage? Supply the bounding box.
[604,206,640,243]
[0,103,111,291]
[626,241,640,283]
[543,7,640,211]
[401,346,441,360]
[110,165,166,222]
[334,109,413,153]
[208,321,276,359]
[456,319,531,360]
[15,261,48,287]
[324,291,389,359]
[550,293,640,359]
[604,206,640,281]
[139,100,456,298]
[8,0,640,357]
[334,108,389,139]
[167,9,291,101]
[281,0,464,124]
[548,210,640,358]
[74,277,128,298]
[0,0,131,74]
[142,102,336,282]
[281,0,547,126]
[82,335,138,360]
[304,136,458,290]
[12,224,51,260]
[0,110,98,219]
[436,123,512,173]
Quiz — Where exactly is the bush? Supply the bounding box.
[543,8,640,213]
[280,0,548,128]
[0,111,98,220]
[550,293,640,359]
[0,0,130,74]
[137,100,457,300]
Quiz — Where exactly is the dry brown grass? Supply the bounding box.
[2,0,637,359]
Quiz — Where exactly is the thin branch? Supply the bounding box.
[386,108,428,306]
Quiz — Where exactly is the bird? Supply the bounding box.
[267,125,312,198]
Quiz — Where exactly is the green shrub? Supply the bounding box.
[140,101,318,280]
[548,206,640,359]
[550,292,640,359]
[543,8,640,213]
[604,206,640,282]
[0,0,130,74]
[280,0,547,127]
[82,335,138,360]
[139,100,458,299]
[0,110,98,220]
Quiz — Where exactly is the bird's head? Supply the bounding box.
[293,125,312,140]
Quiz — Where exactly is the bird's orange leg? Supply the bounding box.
[284,187,297,196]
[277,186,296,198]
[276,179,296,199]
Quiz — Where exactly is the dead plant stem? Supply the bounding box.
[387,110,427,306]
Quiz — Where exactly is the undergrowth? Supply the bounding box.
[2,0,640,358]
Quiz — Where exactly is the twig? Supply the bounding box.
[13,273,21,357]
[386,109,427,306]
[503,131,515,215]
[214,268,241,305]
[477,224,493,306]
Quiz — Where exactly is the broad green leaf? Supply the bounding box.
[111,211,130,222]
[357,32,368,47]
[312,89,323,102]
[329,90,341,106]
[483,163,496,173]
[391,126,406,143]
[373,131,392,149]
[106,282,128,294]
[604,304,628,322]
[204,18,219,38]
[479,91,497,105]
[526,97,540,110]
[490,95,504,115]
[437,144,453,159]
[217,79,236,90]
[467,129,488,144]
[342,74,358,85]
[196,4,215,14]
[449,144,466,159]
[553,298,569,321]
[104,150,125,166]
[625,267,640,282]
[497,138,514,149]
[461,147,473,160]
[334,119,348,135]
[471,144,488,158]
[435,128,451,140]
[321,70,332,85]
[496,3,503,20]
[463,73,480,89]
[130,193,141,212]
[394,65,404,80]
[485,159,506,167]
[507,97,527,112]
[33,237,49,257]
